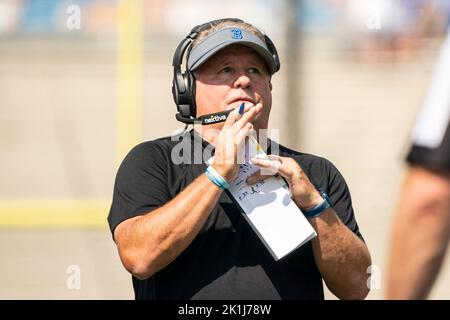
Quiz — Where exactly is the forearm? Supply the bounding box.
[117,173,223,279]
[387,167,450,299]
[248,155,371,299]
[309,208,371,300]
[387,207,450,299]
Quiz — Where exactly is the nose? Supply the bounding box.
[233,72,251,89]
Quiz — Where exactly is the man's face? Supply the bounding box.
[193,44,272,131]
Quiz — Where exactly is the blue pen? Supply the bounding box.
[238,102,245,116]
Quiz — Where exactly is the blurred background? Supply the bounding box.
[0,0,449,299]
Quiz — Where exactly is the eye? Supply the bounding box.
[248,67,261,75]
[220,66,233,74]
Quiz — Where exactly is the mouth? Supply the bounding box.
[228,97,258,109]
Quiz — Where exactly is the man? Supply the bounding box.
[108,18,371,300]
[387,30,450,299]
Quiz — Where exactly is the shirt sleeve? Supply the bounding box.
[322,158,364,242]
[107,142,171,238]
[407,120,450,173]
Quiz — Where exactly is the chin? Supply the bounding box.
[252,116,268,129]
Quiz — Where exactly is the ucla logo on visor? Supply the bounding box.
[230,28,243,39]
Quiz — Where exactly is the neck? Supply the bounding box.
[193,123,219,145]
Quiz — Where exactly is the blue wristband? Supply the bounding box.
[303,190,332,218]
[205,165,230,189]
[205,170,223,189]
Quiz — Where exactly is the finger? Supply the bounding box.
[222,111,237,130]
[238,102,262,122]
[222,104,249,129]
[239,103,255,113]
[250,157,281,169]
[235,126,256,165]
[232,103,262,132]
[235,123,254,146]
[272,157,301,181]
[267,154,283,162]
[252,155,300,179]
[250,156,281,175]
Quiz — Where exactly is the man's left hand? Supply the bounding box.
[246,155,323,210]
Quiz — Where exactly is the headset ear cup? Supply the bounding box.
[178,71,191,118]
[172,66,185,109]
[171,82,177,106]
[188,71,196,118]
[172,34,195,122]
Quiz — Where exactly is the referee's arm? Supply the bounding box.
[387,165,450,299]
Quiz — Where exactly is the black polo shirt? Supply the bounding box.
[108,129,363,300]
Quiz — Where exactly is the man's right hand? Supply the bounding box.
[212,103,263,181]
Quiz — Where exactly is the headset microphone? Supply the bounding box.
[176,109,233,125]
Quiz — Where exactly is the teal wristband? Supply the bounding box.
[205,170,223,189]
[206,165,230,189]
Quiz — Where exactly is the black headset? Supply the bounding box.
[172,18,280,124]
